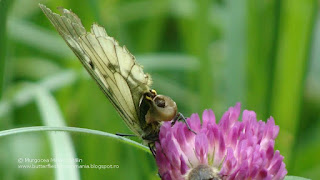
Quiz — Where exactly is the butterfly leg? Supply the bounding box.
[171,114,179,126]
[172,113,197,134]
[148,143,156,157]
[115,133,136,137]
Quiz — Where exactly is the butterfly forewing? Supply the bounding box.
[39,4,152,137]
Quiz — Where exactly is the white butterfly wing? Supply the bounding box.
[39,4,152,137]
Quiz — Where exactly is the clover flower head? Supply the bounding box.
[155,103,287,180]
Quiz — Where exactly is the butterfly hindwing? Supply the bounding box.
[40,4,152,137]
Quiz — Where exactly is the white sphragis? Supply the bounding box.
[39,4,179,147]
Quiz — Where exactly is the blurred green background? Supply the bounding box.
[0,0,319,179]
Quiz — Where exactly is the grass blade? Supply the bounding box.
[270,0,317,167]
[0,0,11,98]
[137,53,199,71]
[7,18,72,58]
[246,0,278,119]
[35,87,79,180]
[0,70,76,118]
[224,0,247,106]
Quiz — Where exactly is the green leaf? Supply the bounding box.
[35,87,80,180]
[115,0,168,23]
[0,0,11,99]
[0,70,76,118]
[270,0,317,167]
[224,0,247,105]
[285,176,311,180]
[246,0,277,119]
[7,18,73,58]
[152,74,198,111]
[137,53,199,71]
[13,57,62,80]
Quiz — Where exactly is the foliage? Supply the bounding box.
[0,0,319,179]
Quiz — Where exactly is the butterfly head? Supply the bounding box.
[144,90,177,124]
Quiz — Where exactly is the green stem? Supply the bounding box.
[0,126,150,154]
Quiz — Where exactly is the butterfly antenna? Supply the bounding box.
[172,112,197,135]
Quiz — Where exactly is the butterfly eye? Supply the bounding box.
[154,97,166,108]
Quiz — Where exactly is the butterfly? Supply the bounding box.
[39,4,191,149]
